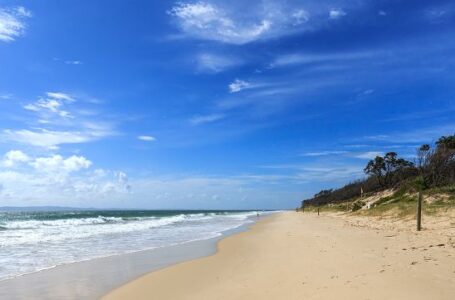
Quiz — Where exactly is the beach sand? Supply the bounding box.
[103,212,455,300]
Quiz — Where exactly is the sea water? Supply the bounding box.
[0,209,264,281]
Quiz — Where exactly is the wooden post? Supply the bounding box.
[417,191,422,231]
[317,207,320,216]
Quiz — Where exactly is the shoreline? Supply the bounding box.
[0,214,268,300]
[103,211,455,300]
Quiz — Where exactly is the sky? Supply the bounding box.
[0,0,454,209]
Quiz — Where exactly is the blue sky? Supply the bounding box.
[0,0,454,209]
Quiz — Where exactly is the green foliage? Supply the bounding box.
[436,135,455,150]
[302,134,455,213]
[364,152,414,188]
[351,201,364,212]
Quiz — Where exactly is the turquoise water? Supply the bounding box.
[0,209,262,280]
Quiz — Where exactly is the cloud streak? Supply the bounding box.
[169,2,272,44]
[189,113,225,125]
[195,52,242,73]
[138,135,156,142]
[0,6,31,42]
[229,79,252,93]
[2,128,111,150]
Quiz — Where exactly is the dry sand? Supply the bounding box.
[103,212,455,300]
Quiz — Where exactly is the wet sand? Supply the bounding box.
[0,222,252,300]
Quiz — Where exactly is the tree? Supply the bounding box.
[429,134,455,186]
[436,135,455,150]
[364,156,386,186]
[417,144,431,170]
[364,152,414,187]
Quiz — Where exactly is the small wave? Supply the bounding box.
[0,216,126,230]
[0,210,261,280]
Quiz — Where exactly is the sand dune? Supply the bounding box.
[103,212,455,300]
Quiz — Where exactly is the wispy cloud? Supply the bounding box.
[329,9,347,19]
[196,53,242,73]
[46,92,74,101]
[138,135,156,142]
[53,58,83,65]
[353,151,382,159]
[261,163,364,183]
[2,128,111,150]
[24,92,74,118]
[229,79,252,93]
[189,113,225,125]
[168,2,272,44]
[167,1,370,45]
[0,6,31,42]
[362,124,455,145]
[301,150,347,157]
[0,94,13,100]
[2,92,117,149]
[297,166,362,182]
[292,9,310,25]
[65,60,83,65]
[271,51,373,68]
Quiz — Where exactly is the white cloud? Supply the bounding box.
[0,151,130,205]
[190,113,224,125]
[271,51,373,67]
[292,9,310,25]
[0,94,13,100]
[46,92,74,101]
[30,155,92,173]
[4,91,116,149]
[297,166,362,182]
[15,6,32,18]
[261,163,364,183]
[1,150,30,167]
[0,6,31,42]
[353,151,382,159]
[228,79,252,93]
[301,150,347,157]
[168,2,272,44]
[167,2,377,44]
[196,53,241,73]
[64,60,83,65]
[271,54,314,66]
[2,128,109,149]
[24,92,74,118]
[138,135,156,142]
[363,123,455,144]
[53,58,83,65]
[329,9,347,19]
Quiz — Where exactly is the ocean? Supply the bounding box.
[0,209,265,281]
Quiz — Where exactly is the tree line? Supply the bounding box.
[302,134,455,207]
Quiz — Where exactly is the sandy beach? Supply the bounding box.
[104,211,455,300]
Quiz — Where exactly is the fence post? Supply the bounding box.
[317,207,320,216]
[417,191,422,231]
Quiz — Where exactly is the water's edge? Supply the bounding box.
[0,214,272,300]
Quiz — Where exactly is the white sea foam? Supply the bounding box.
[0,210,271,281]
